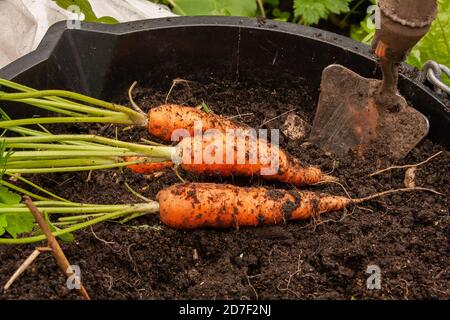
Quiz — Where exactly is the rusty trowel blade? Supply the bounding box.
[309,64,429,159]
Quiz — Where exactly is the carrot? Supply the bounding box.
[128,132,336,185]
[0,82,250,140]
[125,157,174,174]
[148,104,249,141]
[179,133,334,185]
[3,125,331,185]
[156,183,346,229]
[157,183,441,229]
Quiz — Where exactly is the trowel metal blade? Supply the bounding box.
[309,64,429,159]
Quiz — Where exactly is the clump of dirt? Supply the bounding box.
[0,75,448,300]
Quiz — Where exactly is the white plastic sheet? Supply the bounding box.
[0,0,176,69]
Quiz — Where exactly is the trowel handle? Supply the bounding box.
[372,0,438,63]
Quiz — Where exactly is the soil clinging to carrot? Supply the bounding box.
[0,75,449,300]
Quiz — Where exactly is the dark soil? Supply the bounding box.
[0,75,449,300]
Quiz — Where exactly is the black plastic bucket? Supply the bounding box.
[0,16,448,148]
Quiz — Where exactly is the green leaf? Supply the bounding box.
[44,212,74,243]
[171,0,257,17]
[294,0,351,25]
[349,0,377,44]
[2,213,35,238]
[55,228,75,243]
[294,0,327,25]
[272,8,290,21]
[406,0,450,85]
[350,16,376,44]
[200,102,211,113]
[53,0,119,24]
[96,16,120,24]
[54,0,94,20]
[0,185,31,238]
[0,185,21,205]
[324,0,351,15]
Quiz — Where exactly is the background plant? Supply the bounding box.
[154,0,366,26]
[350,0,449,85]
[48,0,450,86]
[407,0,449,85]
[52,0,118,23]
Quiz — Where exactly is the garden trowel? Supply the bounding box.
[309,0,437,159]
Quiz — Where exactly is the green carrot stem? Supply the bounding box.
[7,126,120,148]
[7,201,111,208]
[1,202,100,208]
[0,204,141,215]
[58,213,110,222]
[0,78,96,108]
[0,202,160,245]
[5,126,45,137]
[5,158,119,169]
[0,180,50,201]
[1,134,175,159]
[6,143,129,151]
[0,78,36,93]
[52,221,78,227]
[8,150,139,160]
[4,159,144,174]
[0,116,135,128]
[124,181,152,202]
[4,200,137,212]
[13,98,127,117]
[0,90,146,122]
[4,173,70,202]
[9,100,84,117]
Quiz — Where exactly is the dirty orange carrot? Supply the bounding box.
[178,132,335,185]
[0,83,249,141]
[157,183,440,229]
[127,132,335,185]
[156,183,348,229]
[148,104,250,141]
